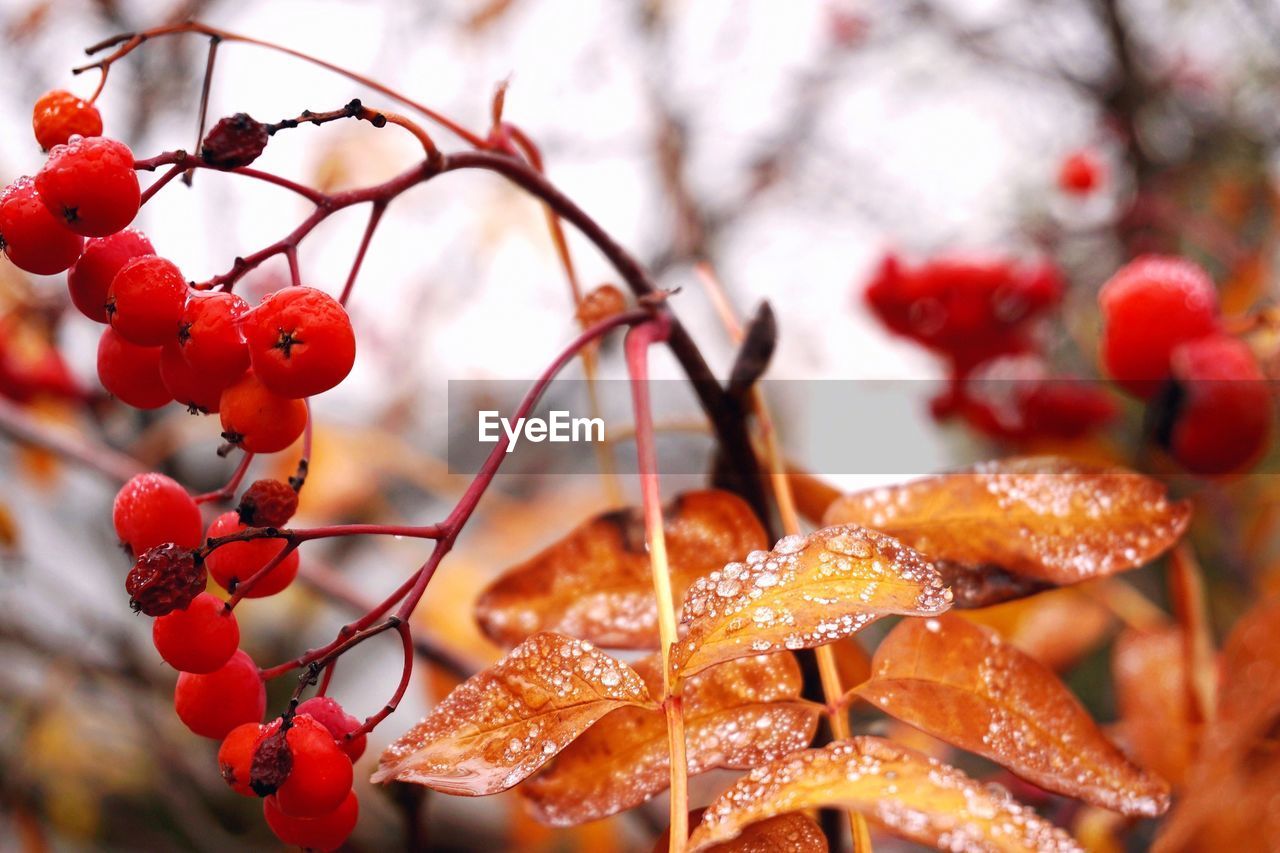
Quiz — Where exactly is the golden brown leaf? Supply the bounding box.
[521,652,819,826]
[660,812,827,852]
[1111,627,1196,787]
[963,588,1113,671]
[476,491,767,648]
[1153,595,1280,851]
[1216,593,1280,726]
[688,738,1082,852]
[672,525,952,678]
[1168,544,1216,722]
[823,456,1191,586]
[373,632,654,795]
[854,614,1170,816]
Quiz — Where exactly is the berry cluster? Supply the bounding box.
[1099,255,1272,473]
[1,92,370,849]
[112,465,361,848]
[865,253,1115,442]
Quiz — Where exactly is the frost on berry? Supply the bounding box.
[201,113,270,169]
[126,543,205,616]
[671,525,952,677]
[251,725,294,797]
[237,479,299,528]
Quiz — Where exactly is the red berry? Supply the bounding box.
[865,254,1062,374]
[113,472,203,554]
[107,256,190,346]
[178,290,250,386]
[174,648,265,739]
[160,341,225,414]
[35,136,140,237]
[0,177,84,275]
[296,696,367,762]
[205,511,300,598]
[267,715,354,818]
[97,327,171,409]
[32,89,103,151]
[218,722,265,797]
[243,286,356,398]
[263,790,358,852]
[152,592,239,673]
[1058,149,1104,196]
[68,229,155,323]
[1099,255,1220,398]
[1158,334,1272,475]
[219,370,309,453]
[236,478,299,528]
[126,543,205,617]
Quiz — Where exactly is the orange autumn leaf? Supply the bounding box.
[373,632,654,795]
[962,587,1113,671]
[688,738,1082,852]
[1167,544,1216,723]
[475,491,767,648]
[671,525,952,678]
[823,456,1191,586]
[1155,595,1280,853]
[853,614,1170,816]
[522,652,820,826]
[1111,627,1196,787]
[1215,593,1280,728]
[656,812,827,852]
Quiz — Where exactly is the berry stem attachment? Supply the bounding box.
[624,315,689,853]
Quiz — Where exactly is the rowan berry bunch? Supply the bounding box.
[864,247,1274,474]
[1,41,394,853]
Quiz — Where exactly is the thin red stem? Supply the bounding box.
[139,164,185,206]
[76,22,488,147]
[340,202,386,305]
[194,450,255,504]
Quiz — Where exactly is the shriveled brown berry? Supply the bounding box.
[236,479,299,529]
[201,113,269,169]
[577,283,627,328]
[126,543,205,616]
[250,724,294,797]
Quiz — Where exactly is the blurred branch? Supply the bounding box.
[0,398,143,483]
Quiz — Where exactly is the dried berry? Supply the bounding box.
[250,724,294,797]
[237,478,299,528]
[201,113,270,169]
[126,543,205,616]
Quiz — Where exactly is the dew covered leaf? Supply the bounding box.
[522,652,819,826]
[688,737,1082,852]
[475,491,767,648]
[373,632,654,795]
[1112,626,1195,787]
[823,456,1191,586]
[672,525,952,678]
[854,614,1170,816]
[657,811,827,852]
